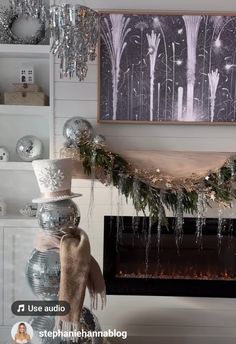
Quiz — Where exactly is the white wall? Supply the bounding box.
[53,1,236,343]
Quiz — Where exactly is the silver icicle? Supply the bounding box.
[195,192,207,249]
[175,190,184,252]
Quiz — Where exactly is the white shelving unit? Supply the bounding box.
[0,162,33,171]
[0,104,50,116]
[0,215,37,226]
[0,2,53,339]
[0,44,50,58]
[0,40,53,217]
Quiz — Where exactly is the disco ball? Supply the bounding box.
[29,315,57,344]
[80,307,103,344]
[16,135,43,161]
[26,249,60,300]
[29,308,103,344]
[37,199,80,235]
[63,117,94,146]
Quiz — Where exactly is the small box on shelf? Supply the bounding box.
[13,83,41,92]
[4,91,49,106]
[4,82,49,106]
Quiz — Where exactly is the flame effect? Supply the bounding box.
[117,267,236,281]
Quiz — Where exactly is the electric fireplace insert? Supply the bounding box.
[103,216,236,297]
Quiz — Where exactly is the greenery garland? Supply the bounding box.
[61,138,236,222]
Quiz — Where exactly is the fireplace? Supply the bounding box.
[103,216,236,297]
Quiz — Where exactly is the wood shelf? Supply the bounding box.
[0,162,33,171]
[0,104,50,116]
[0,44,50,58]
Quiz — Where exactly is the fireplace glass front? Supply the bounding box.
[103,216,236,297]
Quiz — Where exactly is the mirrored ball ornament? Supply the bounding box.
[26,249,60,300]
[37,199,81,235]
[29,308,102,344]
[63,117,94,146]
[93,135,106,145]
[29,316,57,344]
[16,135,43,161]
[80,307,103,344]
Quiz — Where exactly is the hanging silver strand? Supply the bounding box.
[195,192,207,249]
[174,190,184,253]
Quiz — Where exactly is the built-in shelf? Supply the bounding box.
[0,44,50,58]
[0,215,38,227]
[0,162,33,171]
[0,104,50,116]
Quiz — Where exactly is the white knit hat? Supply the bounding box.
[32,158,82,203]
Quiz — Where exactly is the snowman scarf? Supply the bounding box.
[36,229,106,340]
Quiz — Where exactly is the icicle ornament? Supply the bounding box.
[87,147,96,220]
[217,207,225,254]
[145,216,152,275]
[174,190,184,252]
[157,191,164,257]
[195,192,207,249]
[50,4,99,81]
[116,173,126,250]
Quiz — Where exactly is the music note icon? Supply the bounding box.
[17,304,25,313]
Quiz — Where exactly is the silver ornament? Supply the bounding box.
[26,249,60,300]
[30,315,58,344]
[93,135,106,145]
[37,200,80,235]
[63,117,94,145]
[80,307,103,344]
[16,135,43,161]
[50,4,99,81]
[29,308,102,344]
[30,315,55,332]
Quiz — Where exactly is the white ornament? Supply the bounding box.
[0,199,7,216]
[210,193,216,201]
[0,147,9,162]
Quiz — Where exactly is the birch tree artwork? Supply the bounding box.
[101,14,131,120]
[99,13,236,123]
[183,16,202,121]
[146,30,161,121]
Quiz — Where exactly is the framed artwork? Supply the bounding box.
[98,11,236,124]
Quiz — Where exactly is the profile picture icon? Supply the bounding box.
[11,322,33,343]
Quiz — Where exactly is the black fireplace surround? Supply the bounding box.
[103,216,236,297]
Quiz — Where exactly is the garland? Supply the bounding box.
[61,138,236,222]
